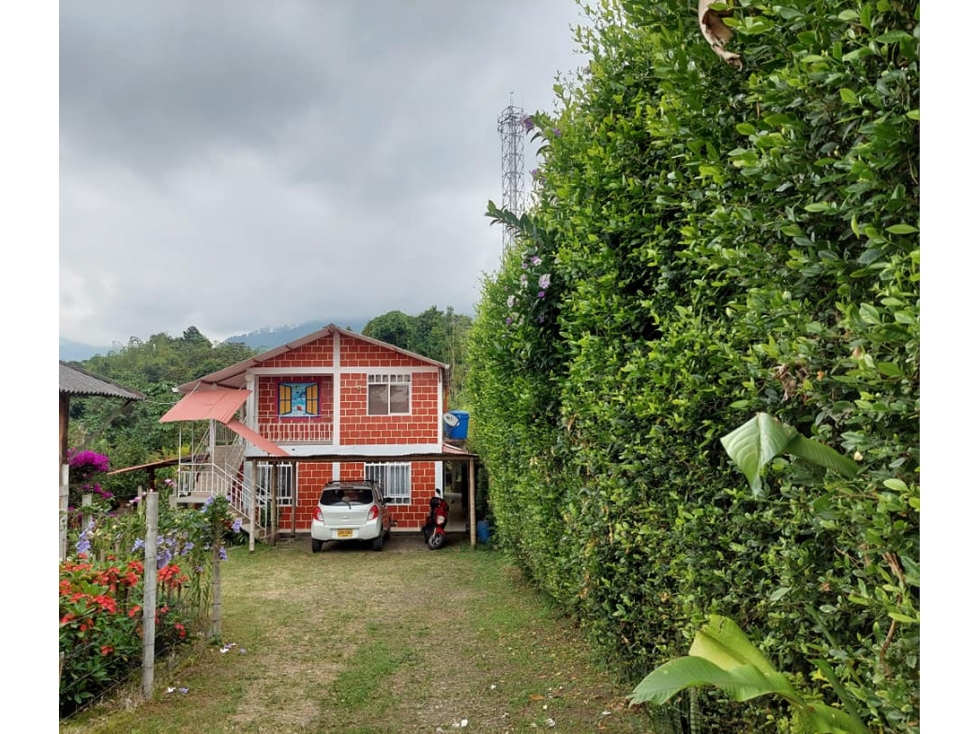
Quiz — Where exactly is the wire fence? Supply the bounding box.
[59,490,238,719]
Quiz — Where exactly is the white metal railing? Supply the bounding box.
[175,430,268,538]
[258,411,333,444]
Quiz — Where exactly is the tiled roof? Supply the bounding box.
[59,361,145,400]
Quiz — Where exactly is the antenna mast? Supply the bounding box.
[497,97,526,249]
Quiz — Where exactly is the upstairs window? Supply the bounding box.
[279,382,319,418]
[367,374,411,416]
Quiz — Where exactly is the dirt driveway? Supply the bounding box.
[63,536,657,733]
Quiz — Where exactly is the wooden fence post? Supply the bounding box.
[59,463,70,562]
[211,526,222,639]
[141,491,159,700]
[82,494,93,537]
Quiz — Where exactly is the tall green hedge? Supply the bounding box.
[468,1,918,732]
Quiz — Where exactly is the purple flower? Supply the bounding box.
[537,291,546,298]
[552,127,562,138]
[530,168,540,179]
[538,273,551,289]
[521,114,534,132]
[537,316,545,323]
[157,548,173,569]
[519,274,528,287]
[506,295,516,308]
[75,519,95,556]
[219,547,228,561]
[132,538,145,552]
[231,518,242,533]
[531,255,542,266]
[505,317,513,326]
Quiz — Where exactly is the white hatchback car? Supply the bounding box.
[310,481,393,552]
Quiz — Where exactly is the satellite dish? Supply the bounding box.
[443,412,459,427]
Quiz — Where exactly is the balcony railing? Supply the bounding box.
[257,411,333,445]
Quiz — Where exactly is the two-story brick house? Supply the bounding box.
[160,324,476,545]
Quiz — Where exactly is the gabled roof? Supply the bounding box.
[176,323,449,392]
[59,361,146,401]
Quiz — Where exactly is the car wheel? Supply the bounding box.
[428,532,445,550]
[311,538,323,553]
[372,534,384,552]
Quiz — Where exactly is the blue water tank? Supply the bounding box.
[476,520,491,544]
[444,410,470,440]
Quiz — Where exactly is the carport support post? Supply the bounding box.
[468,458,476,548]
[248,459,257,553]
[270,464,279,546]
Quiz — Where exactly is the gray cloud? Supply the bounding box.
[60,1,588,350]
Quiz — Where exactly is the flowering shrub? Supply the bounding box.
[60,492,245,717]
[67,448,113,517]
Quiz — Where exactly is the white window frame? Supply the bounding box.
[367,374,411,416]
[256,462,295,507]
[364,462,411,505]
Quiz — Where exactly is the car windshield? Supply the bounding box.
[319,487,375,505]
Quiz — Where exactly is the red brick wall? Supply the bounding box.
[261,334,334,369]
[276,460,439,531]
[339,372,440,445]
[339,333,423,368]
[250,330,445,533]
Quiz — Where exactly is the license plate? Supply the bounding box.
[336,529,353,538]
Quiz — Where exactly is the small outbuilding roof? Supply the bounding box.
[59,361,146,401]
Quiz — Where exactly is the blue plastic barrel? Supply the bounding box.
[444,410,470,440]
[476,520,491,544]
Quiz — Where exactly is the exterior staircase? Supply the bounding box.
[174,429,268,540]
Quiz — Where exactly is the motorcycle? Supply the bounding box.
[422,495,450,549]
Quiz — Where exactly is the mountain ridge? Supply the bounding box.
[59,318,371,363]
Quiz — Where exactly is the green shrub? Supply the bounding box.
[468,1,918,731]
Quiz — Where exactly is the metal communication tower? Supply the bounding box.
[497,101,526,248]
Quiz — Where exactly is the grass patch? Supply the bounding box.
[61,537,657,733]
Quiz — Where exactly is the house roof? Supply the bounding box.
[159,385,250,423]
[59,361,146,401]
[176,324,449,392]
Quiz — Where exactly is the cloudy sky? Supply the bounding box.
[58,0,591,355]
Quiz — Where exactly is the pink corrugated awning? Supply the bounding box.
[225,419,289,457]
[159,387,250,424]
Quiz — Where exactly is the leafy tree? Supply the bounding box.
[362,310,413,349]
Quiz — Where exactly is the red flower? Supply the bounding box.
[100,645,114,656]
[92,595,117,614]
[128,605,142,618]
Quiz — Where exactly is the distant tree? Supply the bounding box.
[362,311,413,349]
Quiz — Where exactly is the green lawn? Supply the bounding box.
[60,536,659,733]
